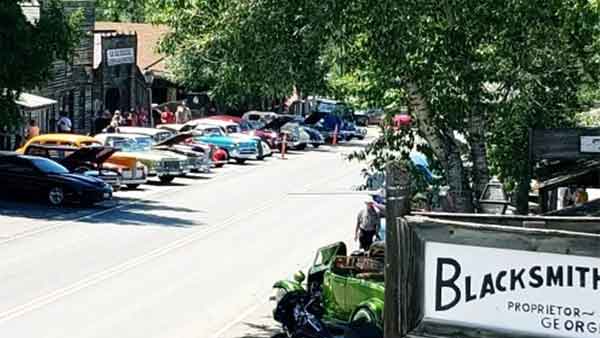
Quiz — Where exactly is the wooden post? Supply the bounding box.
[385,161,411,338]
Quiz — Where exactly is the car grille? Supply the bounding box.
[164,161,182,171]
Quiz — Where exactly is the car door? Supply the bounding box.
[11,157,47,197]
[0,157,18,194]
[323,269,349,321]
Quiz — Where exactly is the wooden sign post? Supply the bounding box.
[384,161,411,338]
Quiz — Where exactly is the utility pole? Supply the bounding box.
[384,161,410,338]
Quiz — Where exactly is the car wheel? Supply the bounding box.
[159,175,175,184]
[235,159,246,165]
[294,143,307,151]
[347,308,381,338]
[215,163,225,168]
[48,187,65,206]
[312,143,320,148]
[126,184,140,190]
[352,307,377,326]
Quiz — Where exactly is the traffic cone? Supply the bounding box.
[281,133,287,160]
[332,125,338,145]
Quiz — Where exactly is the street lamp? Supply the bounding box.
[143,70,155,127]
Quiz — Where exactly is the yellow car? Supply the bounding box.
[17,134,147,189]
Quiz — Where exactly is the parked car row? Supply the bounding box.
[0,111,367,207]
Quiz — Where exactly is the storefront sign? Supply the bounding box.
[425,242,600,338]
[106,48,134,66]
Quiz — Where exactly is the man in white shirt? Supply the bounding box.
[56,111,72,133]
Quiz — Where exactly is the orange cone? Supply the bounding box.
[281,133,287,159]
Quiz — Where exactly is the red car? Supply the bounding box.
[206,115,281,149]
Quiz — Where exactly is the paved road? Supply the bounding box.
[0,133,374,338]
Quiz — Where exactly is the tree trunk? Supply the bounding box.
[467,111,490,202]
[516,174,530,215]
[406,82,474,213]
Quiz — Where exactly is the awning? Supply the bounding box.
[16,93,57,110]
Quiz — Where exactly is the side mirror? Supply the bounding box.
[293,270,306,283]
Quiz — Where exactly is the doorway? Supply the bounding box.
[105,88,120,112]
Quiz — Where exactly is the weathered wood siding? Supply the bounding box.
[34,0,95,133]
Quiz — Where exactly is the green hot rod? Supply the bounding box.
[271,242,384,336]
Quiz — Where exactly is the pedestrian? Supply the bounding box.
[93,110,111,134]
[112,110,124,126]
[138,107,148,127]
[25,119,40,140]
[161,106,175,124]
[355,200,382,251]
[175,104,191,124]
[103,120,119,133]
[56,111,72,133]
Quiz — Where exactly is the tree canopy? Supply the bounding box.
[133,0,600,212]
[0,0,81,126]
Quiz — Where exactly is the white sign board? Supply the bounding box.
[106,48,134,66]
[425,242,600,338]
[580,136,600,153]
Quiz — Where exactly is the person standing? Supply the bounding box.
[112,110,125,126]
[175,105,192,124]
[355,200,382,250]
[56,111,72,133]
[161,107,175,124]
[25,119,40,140]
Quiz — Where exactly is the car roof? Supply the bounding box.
[198,119,237,127]
[98,133,151,139]
[117,127,167,136]
[29,133,97,143]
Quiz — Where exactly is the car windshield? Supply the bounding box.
[226,125,240,134]
[133,136,155,151]
[155,132,174,142]
[31,157,69,174]
[199,127,224,137]
[239,121,253,131]
[109,137,147,152]
[248,120,265,129]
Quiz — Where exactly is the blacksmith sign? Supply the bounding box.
[106,48,134,66]
[397,216,600,338]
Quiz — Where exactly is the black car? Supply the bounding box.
[23,144,122,189]
[0,153,113,206]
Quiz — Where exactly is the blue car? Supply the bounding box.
[191,124,258,164]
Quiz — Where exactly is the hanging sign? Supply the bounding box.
[106,48,134,66]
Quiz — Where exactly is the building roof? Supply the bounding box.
[95,21,169,73]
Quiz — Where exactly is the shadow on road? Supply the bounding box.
[229,322,284,338]
[0,197,204,229]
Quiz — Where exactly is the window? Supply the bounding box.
[31,158,69,174]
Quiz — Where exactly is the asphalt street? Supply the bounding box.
[0,132,374,338]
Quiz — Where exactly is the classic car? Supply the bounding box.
[17,134,147,189]
[206,115,280,150]
[262,115,311,150]
[297,123,326,148]
[94,133,189,184]
[242,111,278,125]
[189,124,258,164]
[23,144,122,190]
[116,127,211,173]
[156,124,229,168]
[271,242,384,332]
[0,153,112,206]
[197,118,272,159]
[304,112,367,142]
[116,126,174,143]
